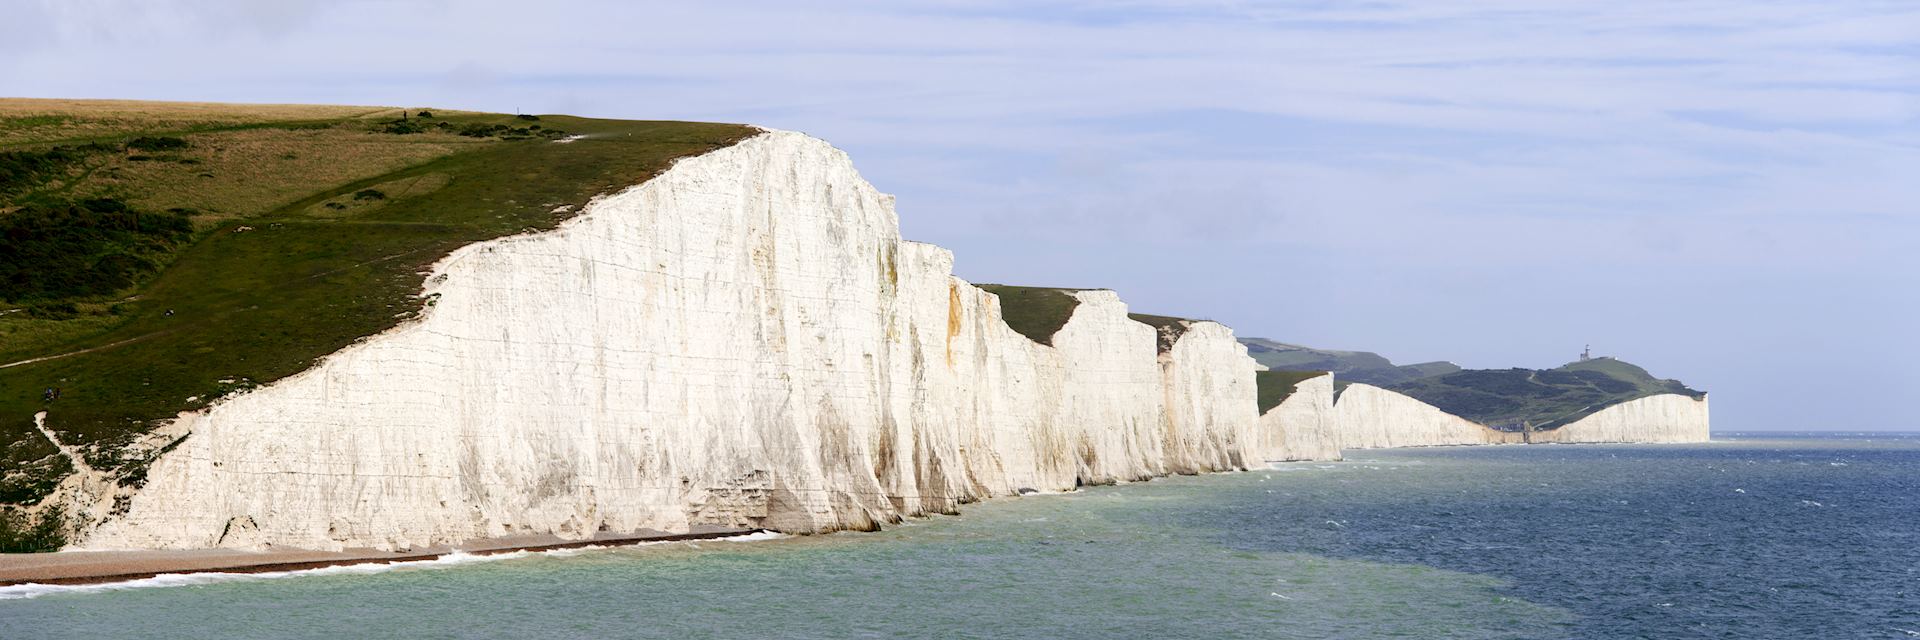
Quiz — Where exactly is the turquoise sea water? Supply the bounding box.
[3,434,1915,639]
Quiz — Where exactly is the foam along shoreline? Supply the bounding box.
[0,526,765,591]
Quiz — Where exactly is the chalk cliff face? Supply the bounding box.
[1529,394,1709,444]
[1331,383,1520,449]
[1329,383,1709,450]
[45,128,1706,551]
[1158,322,1262,473]
[1258,374,1341,462]
[73,131,1263,551]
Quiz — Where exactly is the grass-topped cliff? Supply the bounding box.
[1128,313,1200,353]
[1242,335,1703,431]
[1385,357,1704,431]
[1240,337,1459,386]
[0,98,754,540]
[975,284,1085,346]
[1255,369,1325,413]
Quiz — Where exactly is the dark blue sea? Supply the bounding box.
[4,433,1915,639]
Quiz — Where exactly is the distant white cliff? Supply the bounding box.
[1255,378,1708,459]
[1258,374,1341,462]
[70,131,1262,551]
[1533,394,1710,444]
[1331,383,1521,449]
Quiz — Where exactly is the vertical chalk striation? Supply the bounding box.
[68,131,1264,551]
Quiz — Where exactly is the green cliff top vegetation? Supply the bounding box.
[1386,357,1704,431]
[1239,337,1459,386]
[0,99,754,534]
[976,284,1086,346]
[1255,369,1326,414]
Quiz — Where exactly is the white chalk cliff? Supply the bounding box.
[71,130,1263,551]
[1329,383,1521,449]
[46,129,1708,551]
[1325,383,1708,450]
[1256,378,1709,457]
[1531,394,1710,444]
[1258,374,1342,462]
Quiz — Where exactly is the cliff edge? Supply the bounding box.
[59,131,1263,551]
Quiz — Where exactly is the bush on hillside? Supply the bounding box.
[380,120,428,135]
[0,198,194,302]
[1,146,91,193]
[125,136,188,152]
[0,506,67,553]
[23,301,80,320]
[457,123,506,137]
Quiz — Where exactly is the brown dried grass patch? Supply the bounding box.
[0,98,405,146]
[79,128,487,221]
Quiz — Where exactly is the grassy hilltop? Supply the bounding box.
[1240,337,1459,386]
[1243,337,1704,430]
[0,98,753,544]
[1388,357,1704,431]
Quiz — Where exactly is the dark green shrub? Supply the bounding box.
[0,199,194,302]
[415,110,434,118]
[0,505,67,553]
[81,197,129,213]
[24,302,80,319]
[457,123,513,138]
[380,120,428,135]
[0,145,94,193]
[516,114,539,121]
[352,189,386,201]
[126,136,188,152]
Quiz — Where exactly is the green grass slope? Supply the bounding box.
[1255,369,1326,414]
[0,99,754,541]
[1385,357,1704,431]
[1239,337,1459,386]
[976,285,1086,346]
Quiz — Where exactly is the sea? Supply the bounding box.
[2,433,1914,639]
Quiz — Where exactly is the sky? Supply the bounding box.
[3,0,1915,430]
